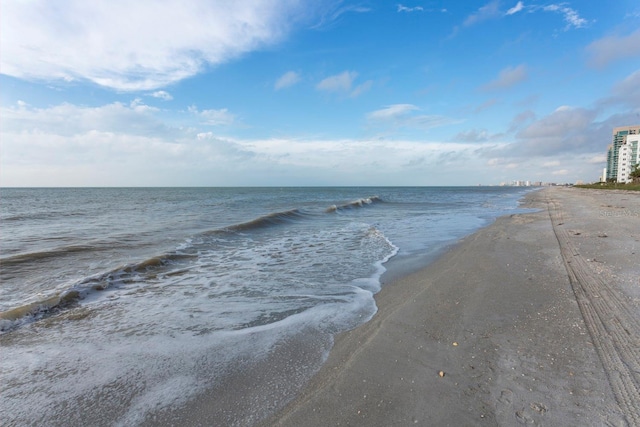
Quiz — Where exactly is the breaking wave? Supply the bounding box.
[0,196,384,333]
[326,196,383,213]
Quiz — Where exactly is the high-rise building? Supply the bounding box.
[616,134,640,183]
[606,125,640,181]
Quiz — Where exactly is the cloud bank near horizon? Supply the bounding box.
[3,78,632,187]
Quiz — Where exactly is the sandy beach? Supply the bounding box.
[260,187,640,426]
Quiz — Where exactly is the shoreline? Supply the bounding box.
[259,187,639,426]
[379,188,541,286]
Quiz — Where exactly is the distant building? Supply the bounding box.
[616,134,640,183]
[606,125,640,182]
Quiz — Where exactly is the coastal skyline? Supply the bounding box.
[1,1,639,187]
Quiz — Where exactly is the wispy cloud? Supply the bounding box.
[317,71,357,92]
[275,71,301,90]
[397,5,424,13]
[367,104,460,130]
[508,110,536,132]
[449,0,504,37]
[625,10,640,19]
[612,69,640,97]
[311,4,372,29]
[586,154,606,164]
[542,4,588,30]
[189,106,236,126]
[316,71,372,97]
[368,104,419,121]
[506,1,524,16]
[0,0,312,91]
[503,2,589,30]
[452,129,503,142]
[586,29,640,68]
[481,65,528,91]
[350,80,373,98]
[605,69,640,109]
[398,4,447,13]
[474,98,500,113]
[463,1,502,27]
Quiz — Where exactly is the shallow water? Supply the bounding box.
[0,186,535,426]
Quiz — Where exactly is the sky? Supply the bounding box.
[1,0,640,187]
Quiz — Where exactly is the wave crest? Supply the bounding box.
[326,196,383,213]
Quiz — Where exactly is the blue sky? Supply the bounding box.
[2,0,639,186]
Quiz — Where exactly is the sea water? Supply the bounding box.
[0,187,535,426]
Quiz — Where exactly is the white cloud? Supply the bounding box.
[350,80,373,98]
[316,71,372,97]
[1,100,169,138]
[150,91,173,101]
[481,65,528,91]
[189,106,236,126]
[518,106,595,140]
[508,110,536,132]
[453,129,502,142]
[626,10,640,19]
[311,4,372,29]
[475,68,640,181]
[275,71,301,90]
[474,98,499,113]
[452,1,587,38]
[612,69,640,96]
[542,4,588,30]
[586,155,606,164]
[503,3,589,31]
[485,157,521,170]
[0,0,311,91]
[368,104,419,121]
[463,1,502,27]
[129,98,159,113]
[317,71,358,93]
[229,137,485,182]
[397,5,424,13]
[586,29,640,68]
[367,104,460,130]
[0,100,505,186]
[506,1,524,16]
[598,69,640,109]
[481,106,599,158]
[0,101,255,186]
[5,83,630,186]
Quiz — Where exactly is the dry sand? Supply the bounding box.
[260,187,640,426]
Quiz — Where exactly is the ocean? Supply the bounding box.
[0,187,535,426]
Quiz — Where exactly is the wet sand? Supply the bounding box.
[260,187,640,426]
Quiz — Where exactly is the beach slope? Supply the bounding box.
[262,187,639,426]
